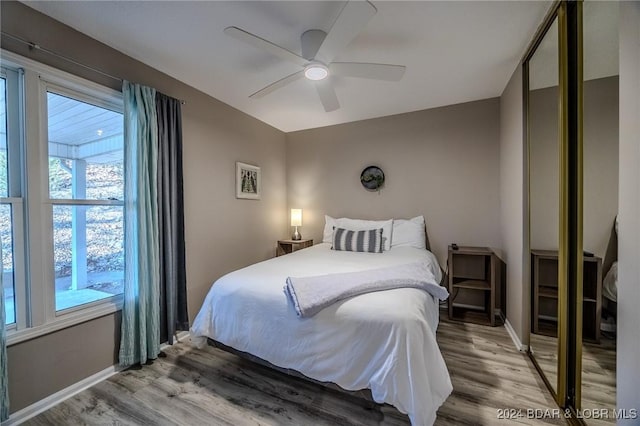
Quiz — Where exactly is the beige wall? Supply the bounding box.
[583,77,619,259]
[499,65,528,345]
[530,77,619,259]
[617,2,640,419]
[286,98,501,266]
[2,1,287,413]
[529,85,560,253]
[7,313,121,411]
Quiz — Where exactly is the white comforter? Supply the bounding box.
[191,244,453,425]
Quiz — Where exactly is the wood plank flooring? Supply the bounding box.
[581,338,616,426]
[529,332,617,426]
[26,316,565,426]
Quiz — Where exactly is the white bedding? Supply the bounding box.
[190,243,453,425]
[603,261,617,302]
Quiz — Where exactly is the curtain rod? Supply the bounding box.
[1,31,186,105]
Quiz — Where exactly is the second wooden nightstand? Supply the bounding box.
[448,245,505,326]
[277,239,313,257]
[531,250,602,343]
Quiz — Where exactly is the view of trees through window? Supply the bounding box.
[0,204,15,325]
[50,161,124,310]
[1,75,16,325]
[48,91,125,311]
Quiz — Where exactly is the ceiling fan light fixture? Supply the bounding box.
[304,63,329,81]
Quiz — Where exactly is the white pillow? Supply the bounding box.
[323,215,339,244]
[391,216,426,249]
[323,215,393,251]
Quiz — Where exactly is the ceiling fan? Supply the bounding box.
[224,0,406,112]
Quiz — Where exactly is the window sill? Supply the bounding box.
[6,297,123,346]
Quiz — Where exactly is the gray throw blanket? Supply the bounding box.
[284,262,449,318]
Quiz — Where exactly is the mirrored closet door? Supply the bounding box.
[525,0,580,408]
[526,1,621,421]
[578,0,618,420]
[527,13,562,399]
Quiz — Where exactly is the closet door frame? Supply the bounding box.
[523,0,567,406]
[523,0,584,414]
[566,0,584,413]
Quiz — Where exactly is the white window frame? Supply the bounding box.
[2,50,125,346]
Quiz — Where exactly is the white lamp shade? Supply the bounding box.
[290,209,302,227]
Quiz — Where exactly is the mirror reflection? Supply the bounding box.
[581,1,618,420]
[528,17,560,395]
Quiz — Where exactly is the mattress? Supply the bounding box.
[190,243,452,425]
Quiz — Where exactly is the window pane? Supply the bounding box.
[53,205,124,312]
[1,204,15,325]
[0,77,8,198]
[47,92,123,200]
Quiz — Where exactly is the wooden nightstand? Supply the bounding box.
[531,250,602,343]
[448,245,505,326]
[277,239,313,257]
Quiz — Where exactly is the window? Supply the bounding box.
[2,50,124,342]
[47,92,124,312]
[1,75,14,325]
[0,204,15,325]
[1,67,23,328]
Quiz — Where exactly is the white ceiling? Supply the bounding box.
[2,79,123,163]
[23,1,552,132]
[47,92,123,163]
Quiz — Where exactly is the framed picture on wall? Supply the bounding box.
[236,162,261,200]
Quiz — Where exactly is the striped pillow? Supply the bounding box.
[331,227,384,253]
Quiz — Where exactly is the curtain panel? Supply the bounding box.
[119,82,189,367]
[156,93,189,344]
[120,81,161,367]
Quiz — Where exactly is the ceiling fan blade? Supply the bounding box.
[249,71,305,98]
[330,62,406,81]
[224,26,308,67]
[315,1,377,64]
[315,80,340,112]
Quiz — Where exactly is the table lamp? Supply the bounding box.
[291,208,302,240]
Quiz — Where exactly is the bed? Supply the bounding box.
[191,238,452,425]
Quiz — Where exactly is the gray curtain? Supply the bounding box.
[156,93,188,344]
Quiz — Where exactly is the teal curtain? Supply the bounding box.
[119,81,161,367]
[1,245,8,421]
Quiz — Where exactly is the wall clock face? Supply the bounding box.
[360,166,385,191]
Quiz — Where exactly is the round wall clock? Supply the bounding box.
[360,166,385,191]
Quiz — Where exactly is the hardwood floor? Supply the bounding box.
[435,318,563,426]
[530,331,617,426]
[26,316,564,426]
[581,336,616,426]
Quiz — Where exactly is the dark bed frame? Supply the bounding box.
[207,338,376,403]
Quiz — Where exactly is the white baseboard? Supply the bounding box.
[4,364,123,425]
[504,318,528,352]
[5,332,191,426]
